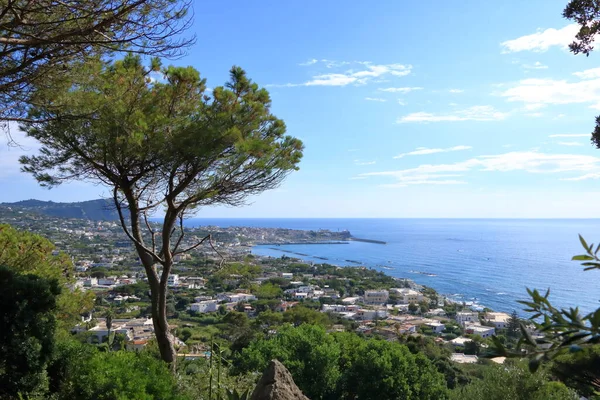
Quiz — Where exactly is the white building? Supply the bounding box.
[390,288,424,304]
[483,312,511,329]
[296,285,315,293]
[356,308,388,321]
[425,321,446,334]
[189,300,218,313]
[293,292,309,301]
[465,324,495,338]
[456,312,479,325]
[281,272,293,280]
[451,353,479,364]
[97,277,118,286]
[83,277,98,287]
[363,290,389,305]
[167,274,180,287]
[322,304,359,314]
[226,293,257,303]
[450,337,472,348]
[341,297,360,304]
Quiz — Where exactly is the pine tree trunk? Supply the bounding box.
[148,272,177,367]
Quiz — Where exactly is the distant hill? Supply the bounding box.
[0,199,120,221]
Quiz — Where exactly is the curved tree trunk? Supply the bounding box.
[149,275,176,365]
[118,187,178,368]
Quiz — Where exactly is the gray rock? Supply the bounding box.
[250,359,309,400]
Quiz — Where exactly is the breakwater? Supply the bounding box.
[350,237,387,244]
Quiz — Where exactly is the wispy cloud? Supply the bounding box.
[557,141,584,146]
[500,24,579,53]
[449,89,464,93]
[549,134,589,138]
[562,172,600,181]
[299,59,319,66]
[358,151,600,186]
[298,59,352,68]
[354,160,377,166]
[378,87,423,93]
[270,61,412,87]
[397,106,508,123]
[365,97,386,102]
[573,67,600,79]
[523,61,548,70]
[394,145,472,159]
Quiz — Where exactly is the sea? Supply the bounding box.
[183,218,600,316]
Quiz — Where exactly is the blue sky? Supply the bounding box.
[3,0,600,217]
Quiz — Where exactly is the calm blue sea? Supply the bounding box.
[183,218,600,315]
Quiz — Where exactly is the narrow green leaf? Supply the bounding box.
[572,255,594,261]
[579,234,590,252]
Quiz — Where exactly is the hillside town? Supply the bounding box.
[0,205,524,365]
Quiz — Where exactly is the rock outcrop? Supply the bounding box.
[250,360,309,400]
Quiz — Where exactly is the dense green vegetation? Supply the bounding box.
[236,324,448,399]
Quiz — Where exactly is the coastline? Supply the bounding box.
[251,243,494,313]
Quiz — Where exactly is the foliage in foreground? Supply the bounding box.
[450,361,578,400]
[0,224,94,328]
[50,341,186,400]
[0,266,60,399]
[235,324,449,400]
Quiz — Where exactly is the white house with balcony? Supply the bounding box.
[456,312,479,326]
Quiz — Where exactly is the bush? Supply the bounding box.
[49,341,188,400]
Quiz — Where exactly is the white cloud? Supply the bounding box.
[365,97,386,102]
[378,87,423,93]
[305,73,358,86]
[573,67,600,79]
[499,76,600,106]
[557,141,584,146]
[299,59,319,66]
[398,100,406,106]
[359,150,600,186]
[449,89,464,93]
[397,106,508,123]
[549,134,589,138]
[523,61,548,70]
[500,24,579,53]
[394,145,472,159]
[354,160,377,166]
[270,62,412,87]
[526,112,544,117]
[562,172,600,181]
